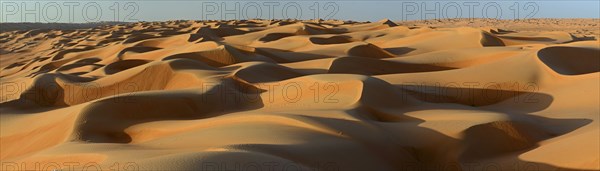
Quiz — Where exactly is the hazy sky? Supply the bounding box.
[1,0,599,23]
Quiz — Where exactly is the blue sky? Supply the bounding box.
[1,1,599,23]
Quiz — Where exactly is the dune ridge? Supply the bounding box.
[1,19,599,170]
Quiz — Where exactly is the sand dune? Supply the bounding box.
[0,19,599,170]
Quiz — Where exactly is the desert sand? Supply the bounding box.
[0,19,599,170]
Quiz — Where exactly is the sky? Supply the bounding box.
[1,0,599,23]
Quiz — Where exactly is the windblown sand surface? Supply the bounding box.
[399,18,600,39]
[0,19,599,170]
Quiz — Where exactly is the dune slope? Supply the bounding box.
[1,19,599,171]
